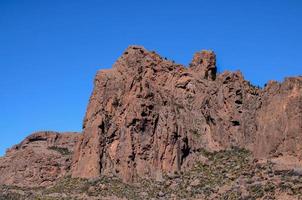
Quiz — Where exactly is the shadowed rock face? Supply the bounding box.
[0,131,80,187]
[71,46,302,182]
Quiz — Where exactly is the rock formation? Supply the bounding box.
[71,46,302,183]
[0,131,80,187]
[0,45,301,189]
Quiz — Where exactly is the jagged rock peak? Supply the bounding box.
[111,45,184,76]
[115,46,218,82]
[110,46,220,85]
[189,50,217,80]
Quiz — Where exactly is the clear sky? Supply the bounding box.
[0,0,301,156]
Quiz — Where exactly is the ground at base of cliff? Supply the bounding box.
[1,148,302,200]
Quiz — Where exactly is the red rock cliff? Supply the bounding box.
[71,46,302,182]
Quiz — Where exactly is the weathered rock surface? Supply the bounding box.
[71,45,302,182]
[0,131,80,187]
[0,45,301,192]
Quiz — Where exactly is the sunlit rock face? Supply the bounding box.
[0,46,300,187]
[71,46,302,182]
[0,131,81,187]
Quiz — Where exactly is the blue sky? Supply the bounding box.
[0,0,301,156]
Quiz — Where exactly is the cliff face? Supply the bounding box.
[0,46,301,188]
[255,78,302,157]
[71,46,302,182]
[0,131,80,187]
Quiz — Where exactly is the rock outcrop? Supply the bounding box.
[255,78,302,158]
[71,46,302,182]
[0,46,301,188]
[0,131,80,187]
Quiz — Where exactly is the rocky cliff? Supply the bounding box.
[71,46,302,183]
[0,46,301,191]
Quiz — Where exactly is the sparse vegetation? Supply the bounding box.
[2,147,302,199]
[48,146,71,155]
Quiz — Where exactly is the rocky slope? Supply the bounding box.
[2,148,302,200]
[0,46,301,199]
[0,131,80,187]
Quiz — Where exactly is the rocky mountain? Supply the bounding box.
[0,46,301,199]
[72,46,302,182]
